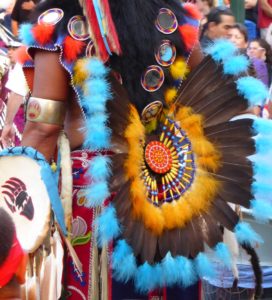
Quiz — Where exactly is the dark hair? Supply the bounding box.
[252,38,272,65]
[231,23,248,42]
[206,6,234,25]
[0,208,15,266]
[201,6,233,37]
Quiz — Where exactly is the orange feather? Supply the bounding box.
[14,46,32,65]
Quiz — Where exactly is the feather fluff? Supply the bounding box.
[214,242,232,269]
[85,181,110,207]
[205,39,236,62]
[87,155,111,181]
[134,262,162,294]
[253,118,272,136]
[252,161,272,179]
[161,252,179,287]
[84,77,111,99]
[250,200,272,223]
[234,222,263,247]
[95,204,120,247]
[81,94,107,114]
[19,23,35,46]
[83,122,111,150]
[236,76,268,107]
[176,256,197,288]
[86,58,108,77]
[251,181,272,199]
[112,240,136,283]
[223,55,250,76]
[194,252,215,279]
[254,135,272,155]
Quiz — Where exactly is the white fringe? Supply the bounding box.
[57,131,73,232]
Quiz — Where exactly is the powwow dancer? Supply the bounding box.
[0,0,272,299]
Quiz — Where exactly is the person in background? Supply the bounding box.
[228,23,249,51]
[11,0,38,36]
[247,38,272,87]
[258,0,272,44]
[200,6,235,49]
[0,0,15,32]
[0,40,28,148]
[0,208,27,300]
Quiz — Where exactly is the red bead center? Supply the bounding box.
[145,141,172,174]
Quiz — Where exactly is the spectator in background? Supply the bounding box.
[200,6,235,49]
[0,0,15,31]
[228,23,249,51]
[11,0,38,36]
[247,38,272,87]
[245,0,258,23]
[0,208,27,299]
[258,0,272,45]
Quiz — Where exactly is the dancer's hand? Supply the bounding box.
[1,123,15,148]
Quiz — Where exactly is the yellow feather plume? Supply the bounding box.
[170,57,190,80]
[165,88,178,105]
[73,58,89,86]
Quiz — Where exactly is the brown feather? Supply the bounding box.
[200,213,223,248]
[217,181,252,208]
[204,119,254,139]
[110,153,127,191]
[140,228,158,264]
[175,56,248,125]
[209,198,239,231]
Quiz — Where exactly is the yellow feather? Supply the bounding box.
[165,88,178,105]
[73,58,89,86]
[170,57,190,80]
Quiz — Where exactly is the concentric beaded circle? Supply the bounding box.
[142,117,196,206]
[145,141,172,174]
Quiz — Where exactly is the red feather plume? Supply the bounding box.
[63,36,85,62]
[183,3,202,21]
[178,24,199,51]
[84,0,109,62]
[32,24,55,46]
[100,0,122,55]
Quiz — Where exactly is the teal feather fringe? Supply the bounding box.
[250,200,272,223]
[85,181,110,207]
[134,262,162,294]
[95,204,120,247]
[176,256,197,288]
[161,252,180,286]
[214,242,232,269]
[236,76,268,107]
[112,240,136,283]
[87,155,111,181]
[223,55,249,75]
[205,39,236,62]
[86,58,108,77]
[253,118,272,136]
[254,135,272,155]
[234,222,263,247]
[19,23,35,46]
[194,253,215,279]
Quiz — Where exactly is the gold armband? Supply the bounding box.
[26,97,66,126]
